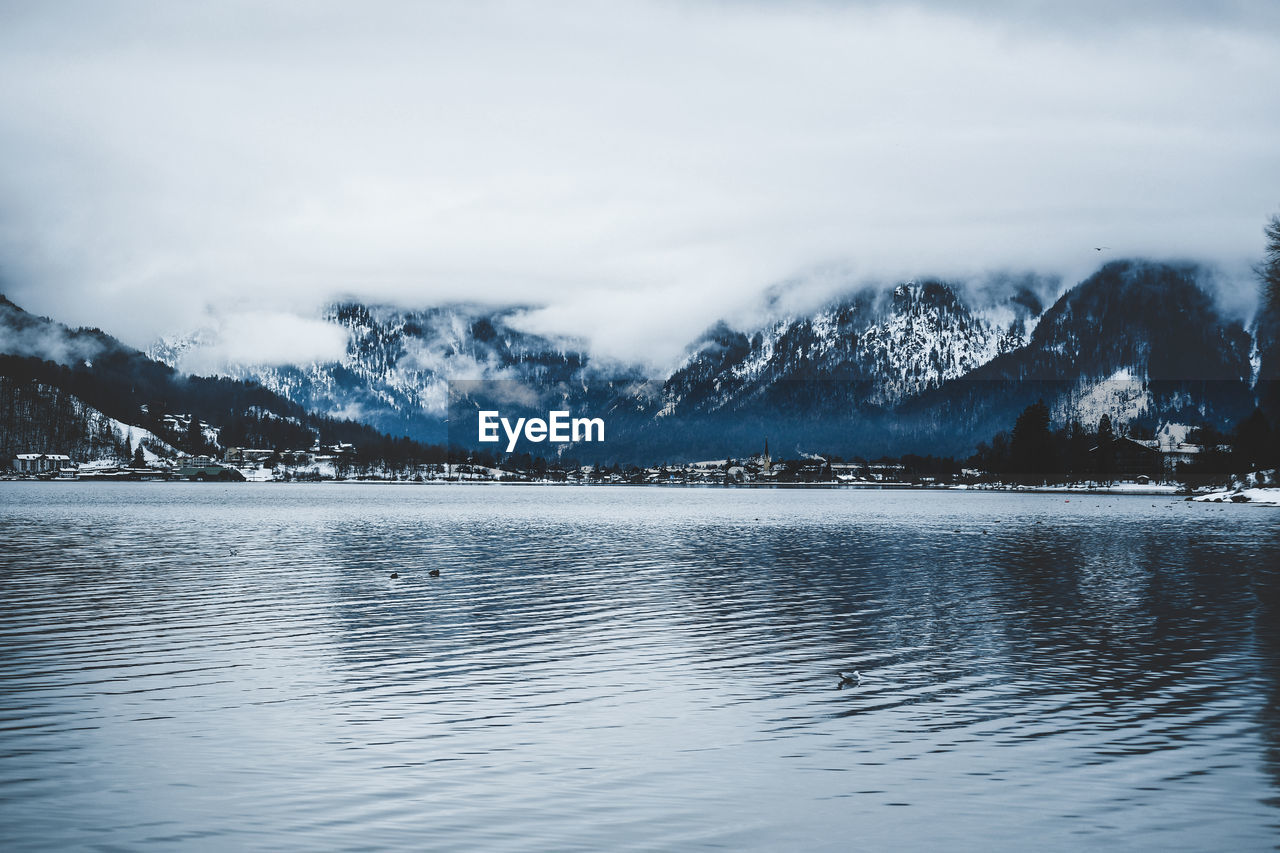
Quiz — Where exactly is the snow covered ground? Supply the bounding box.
[1191,488,1280,506]
[86,411,180,464]
[952,482,1182,495]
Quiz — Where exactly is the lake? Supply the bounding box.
[1,483,1277,850]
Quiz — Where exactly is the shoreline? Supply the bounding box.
[5,476,1277,503]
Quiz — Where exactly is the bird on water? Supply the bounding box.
[428,569,441,577]
[838,671,862,689]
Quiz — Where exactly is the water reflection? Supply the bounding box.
[0,483,1276,850]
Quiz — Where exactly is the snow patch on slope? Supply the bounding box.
[1053,367,1152,427]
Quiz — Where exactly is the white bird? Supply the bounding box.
[837,671,862,689]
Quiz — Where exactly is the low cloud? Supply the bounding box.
[174,313,350,374]
[1,1,1277,368]
[0,305,107,366]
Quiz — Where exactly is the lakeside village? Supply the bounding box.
[4,402,1278,502]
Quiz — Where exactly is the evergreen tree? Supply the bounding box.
[1010,399,1056,482]
[1258,211,1280,423]
[1096,414,1116,484]
[1065,420,1090,480]
[93,417,113,457]
[1262,212,1280,321]
[186,417,204,455]
[132,445,146,468]
[1233,408,1275,472]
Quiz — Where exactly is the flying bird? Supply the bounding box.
[1094,246,1110,251]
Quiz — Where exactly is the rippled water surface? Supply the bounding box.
[1,483,1278,850]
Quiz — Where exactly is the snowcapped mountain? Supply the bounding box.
[971,260,1252,384]
[144,260,1263,458]
[0,294,405,461]
[151,303,596,443]
[657,279,1039,417]
[895,261,1259,454]
[151,277,1044,447]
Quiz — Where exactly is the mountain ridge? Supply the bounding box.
[7,258,1264,462]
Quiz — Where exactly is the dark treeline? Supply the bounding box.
[970,399,1277,486]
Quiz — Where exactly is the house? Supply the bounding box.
[223,447,275,465]
[1159,442,1230,471]
[1089,436,1162,480]
[1132,439,1232,479]
[162,413,195,430]
[828,462,865,481]
[318,443,356,457]
[13,453,72,475]
[278,449,314,465]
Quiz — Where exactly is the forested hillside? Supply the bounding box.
[0,297,446,466]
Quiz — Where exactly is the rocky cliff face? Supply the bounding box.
[658,280,1034,418]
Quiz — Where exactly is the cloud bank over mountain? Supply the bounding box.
[1,0,1278,368]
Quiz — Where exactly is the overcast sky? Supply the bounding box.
[1,1,1278,369]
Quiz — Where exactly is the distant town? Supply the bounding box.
[1,411,1256,494]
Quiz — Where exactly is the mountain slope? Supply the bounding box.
[968,261,1252,383]
[0,296,445,462]
[650,279,1037,432]
[893,261,1258,454]
[152,303,597,443]
[133,259,1264,462]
